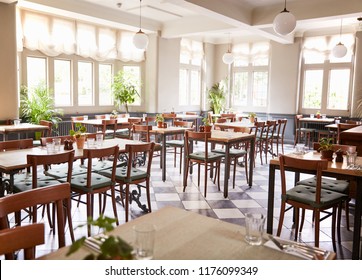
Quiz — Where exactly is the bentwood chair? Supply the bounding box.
[62,145,120,236]
[272,119,287,155]
[294,115,315,147]
[100,143,155,222]
[184,131,224,197]
[0,183,73,256]
[0,223,44,260]
[277,155,347,251]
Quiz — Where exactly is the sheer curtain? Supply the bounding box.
[180,38,204,62]
[232,42,270,65]
[18,9,145,62]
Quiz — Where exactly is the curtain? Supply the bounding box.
[232,42,270,65]
[180,38,204,62]
[18,9,145,62]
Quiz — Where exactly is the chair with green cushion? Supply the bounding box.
[99,142,155,222]
[277,154,347,252]
[184,131,224,197]
[12,151,75,242]
[61,145,120,236]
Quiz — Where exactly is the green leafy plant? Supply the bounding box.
[69,123,87,138]
[112,70,140,114]
[202,117,211,126]
[248,112,257,118]
[20,84,63,127]
[318,137,334,151]
[155,114,164,123]
[207,81,226,114]
[66,215,133,260]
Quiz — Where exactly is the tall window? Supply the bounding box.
[26,56,46,93]
[78,61,93,106]
[123,65,141,106]
[99,64,113,106]
[54,59,71,106]
[179,39,203,106]
[232,42,269,109]
[300,34,354,115]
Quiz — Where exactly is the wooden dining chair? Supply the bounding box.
[0,223,44,260]
[61,145,120,236]
[100,119,118,139]
[100,142,155,222]
[272,119,287,155]
[277,155,347,251]
[70,116,85,131]
[294,114,315,147]
[0,183,73,251]
[184,131,224,197]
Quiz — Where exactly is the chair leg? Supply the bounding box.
[204,164,208,197]
[146,180,152,213]
[294,207,300,241]
[86,193,92,237]
[65,198,75,243]
[179,147,183,174]
[345,198,350,231]
[125,184,130,222]
[314,210,320,248]
[110,187,119,225]
[331,206,338,252]
[277,201,286,236]
[337,203,342,244]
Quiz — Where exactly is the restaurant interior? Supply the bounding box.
[1,0,362,261]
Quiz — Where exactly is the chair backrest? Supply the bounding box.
[265,120,277,139]
[0,223,44,260]
[346,120,358,124]
[279,155,328,204]
[95,115,106,119]
[174,120,194,128]
[220,113,236,122]
[101,119,118,138]
[0,183,72,250]
[185,131,212,160]
[128,117,143,125]
[40,135,73,146]
[185,112,197,115]
[125,142,155,176]
[233,127,252,134]
[216,117,227,123]
[276,119,287,137]
[0,139,33,150]
[82,145,120,187]
[39,120,53,137]
[312,142,356,154]
[295,114,303,129]
[145,116,156,125]
[251,121,265,138]
[71,116,84,130]
[133,124,152,142]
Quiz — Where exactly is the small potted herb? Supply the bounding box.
[248,112,256,123]
[318,137,334,160]
[70,123,87,149]
[155,114,164,128]
[200,117,212,132]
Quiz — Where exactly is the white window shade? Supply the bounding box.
[180,38,204,63]
[18,9,145,62]
[232,42,270,66]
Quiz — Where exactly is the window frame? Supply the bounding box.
[179,62,202,107]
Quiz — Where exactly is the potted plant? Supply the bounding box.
[19,84,63,138]
[110,110,118,119]
[67,215,133,260]
[200,117,212,132]
[248,112,257,123]
[112,70,140,114]
[318,137,334,160]
[155,114,164,128]
[207,81,226,115]
[316,111,321,119]
[70,123,87,149]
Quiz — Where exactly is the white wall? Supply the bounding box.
[0,3,18,120]
[351,31,362,117]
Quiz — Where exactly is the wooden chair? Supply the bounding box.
[12,150,75,243]
[0,223,44,260]
[162,113,176,126]
[220,113,236,122]
[100,143,155,222]
[70,116,84,131]
[61,145,120,236]
[184,131,224,197]
[0,138,33,151]
[144,116,156,125]
[272,119,287,155]
[39,120,53,137]
[294,114,315,147]
[100,119,118,139]
[250,121,265,165]
[261,120,277,161]
[166,120,193,174]
[0,183,73,254]
[277,155,347,251]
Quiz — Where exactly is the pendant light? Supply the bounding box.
[273,0,296,36]
[222,34,234,64]
[332,19,347,58]
[133,0,149,50]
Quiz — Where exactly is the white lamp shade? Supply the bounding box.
[273,11,296,36]
[222,52,234,64]
[332,42,347,58]
[133,30,149,50]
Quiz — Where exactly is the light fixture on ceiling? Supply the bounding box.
[332,19,347,58]
[222,34,234,65]
[133,0,149,50]
[273,0,296,36]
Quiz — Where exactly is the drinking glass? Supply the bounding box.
[244,213,265,246]
[133,224,155,260]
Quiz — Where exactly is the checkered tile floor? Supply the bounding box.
[8,143,358,259]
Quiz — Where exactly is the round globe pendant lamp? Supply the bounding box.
[273,0,296,36]
[133,0,149,50]
[332,19,347,58]
[222,34,234,64]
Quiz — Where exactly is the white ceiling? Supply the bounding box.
[9,0,362,44]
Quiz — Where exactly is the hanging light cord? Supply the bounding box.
[139,0,142,31]
[339,19,343,41]
[282,0,289,12]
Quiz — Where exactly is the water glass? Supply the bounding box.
[46,142,55,154]
[143,114,147,121]
[133,133,140,141]
[310,114,314,118]
[96,133,103,148]
[133,223,155,260]
[14,119,20,126]
[346,152,357,168]
[83,115,88,121]
[244,213,265,246]
[53,138,61,152]
[87,138,95,148]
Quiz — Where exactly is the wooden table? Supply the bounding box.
[183,130,255,198]
[214,121,255,130]
[39,206,334,260]
[267,151,362,259]
[340,125,362,156]
[0,123,49,141]
[150,126,193,182]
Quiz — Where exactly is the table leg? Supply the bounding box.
[223,143,230,198]
[352,177,362,259]
[267,164,276,234]
[161,134,167,182]
[248,138,255,187]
